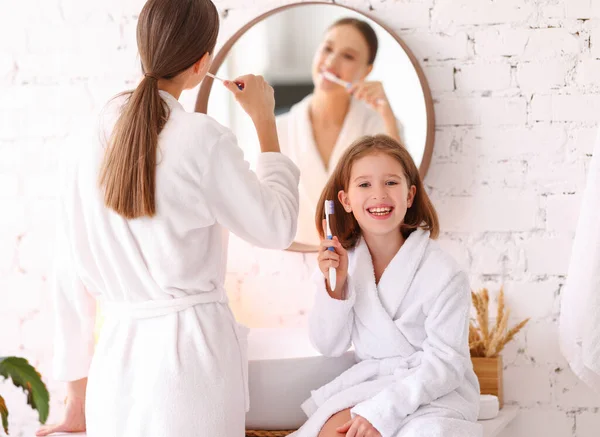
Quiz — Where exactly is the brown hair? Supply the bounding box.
[315,135,439,249]
[99,0,219,219]
[329,18,378,65]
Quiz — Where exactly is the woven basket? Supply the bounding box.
[245,430,296,437]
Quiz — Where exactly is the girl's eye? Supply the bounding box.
[358,182,370,188]
[343,54,355,60]
[323,46,332,53]
[386,181,398,186]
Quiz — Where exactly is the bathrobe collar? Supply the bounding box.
[352,228,431,320]
[159,90,184,111]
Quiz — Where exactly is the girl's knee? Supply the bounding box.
[317,408,352,437]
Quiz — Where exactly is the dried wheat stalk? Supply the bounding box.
[470,287,529,358]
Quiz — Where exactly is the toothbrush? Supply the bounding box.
[324,200,337,291]
[321,71,352,90]
[206,72,244,90]
[320,71,384,105]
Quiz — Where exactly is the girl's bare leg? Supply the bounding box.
[317,408,352,437]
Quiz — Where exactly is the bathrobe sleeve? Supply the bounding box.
[350,271,472,437]
[52,164,97,382]
[308,269,356,357]
[204,131,300,249]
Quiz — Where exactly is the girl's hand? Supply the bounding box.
[224,74,275,123]
[36,396,86,436]
[348,81,392,116]
[318,220,348,298]
[336,415,382,437]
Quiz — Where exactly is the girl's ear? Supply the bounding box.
[407,185,416,208]
[338,189,352,212]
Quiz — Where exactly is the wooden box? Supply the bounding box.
[471,356,503,408]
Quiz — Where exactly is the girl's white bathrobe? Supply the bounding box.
[293,229,481,437]
[53,90,300,437]
[276,95,405,245]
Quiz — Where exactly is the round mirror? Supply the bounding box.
[196,2,434,250]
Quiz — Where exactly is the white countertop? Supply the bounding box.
[46,406,518,437]
[480,406,519,437]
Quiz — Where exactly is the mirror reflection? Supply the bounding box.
[206,4,429,246]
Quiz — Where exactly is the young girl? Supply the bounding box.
[293,135,481,437]
[36,0,299,436]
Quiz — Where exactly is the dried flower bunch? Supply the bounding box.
[469,287,530,358]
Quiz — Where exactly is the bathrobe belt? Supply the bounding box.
[102,288,251,411]
[102,289,229,319]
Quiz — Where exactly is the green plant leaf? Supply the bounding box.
[0,357,49,425]
[0,394,8,435]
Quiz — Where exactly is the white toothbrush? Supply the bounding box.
[206,72,244,90]
[321,71,352,90]
[320,71,384,105]
[324,200,337,291]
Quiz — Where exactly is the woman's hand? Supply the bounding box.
[36,396,86,436]
[349,81,391,115]
[224,74,275,123]
[349,81,400,142]
[336,415,382,437]
[318,221,348,298]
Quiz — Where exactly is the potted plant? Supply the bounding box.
[0,356,50,435]
[469,287,529,408]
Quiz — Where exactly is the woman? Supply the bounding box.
[37,0,299,436]
[276,18,403,245]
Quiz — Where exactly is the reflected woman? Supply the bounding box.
[276,18,403,245]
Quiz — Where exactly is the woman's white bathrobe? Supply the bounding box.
[276,95,405,245]
[292,229,481,437]
[53,90,300,437]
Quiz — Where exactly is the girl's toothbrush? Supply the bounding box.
[324,200,337,291]
[206,72,244,90]
[321,71,384,105]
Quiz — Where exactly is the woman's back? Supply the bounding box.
[67,90,299,304]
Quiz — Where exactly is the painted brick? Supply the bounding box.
[577,411,600,437]
[422,64,455,92]
[531,94,600,123]
[431,0,534,28]
[546,194,583,233]
[522,236,574,276]
[503,365,553,406]
[497,408,574,437]
[522,28,582,61]
[455,62,512,91]
[473,27,529,57]
[399,31,469,61]
[574,59,600,88]
[525,320,565,365]
[553,367,600,408]
[371,3,430,29]
[433,189,539,233]
[496,279,560,321]
[517,60,572,93]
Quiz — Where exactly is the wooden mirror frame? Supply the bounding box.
[195,1,435,252]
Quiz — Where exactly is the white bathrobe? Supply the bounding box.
[276,95,404,245]
[292,229,481,437]
[559,127,600,393]
[53,90,300,437]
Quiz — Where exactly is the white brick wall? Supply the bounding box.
[1,0,599,436]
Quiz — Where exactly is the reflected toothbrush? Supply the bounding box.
[320,71,384,105]
[324,200,337,291]
[321,71,352,90]
[206,72,244,90]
